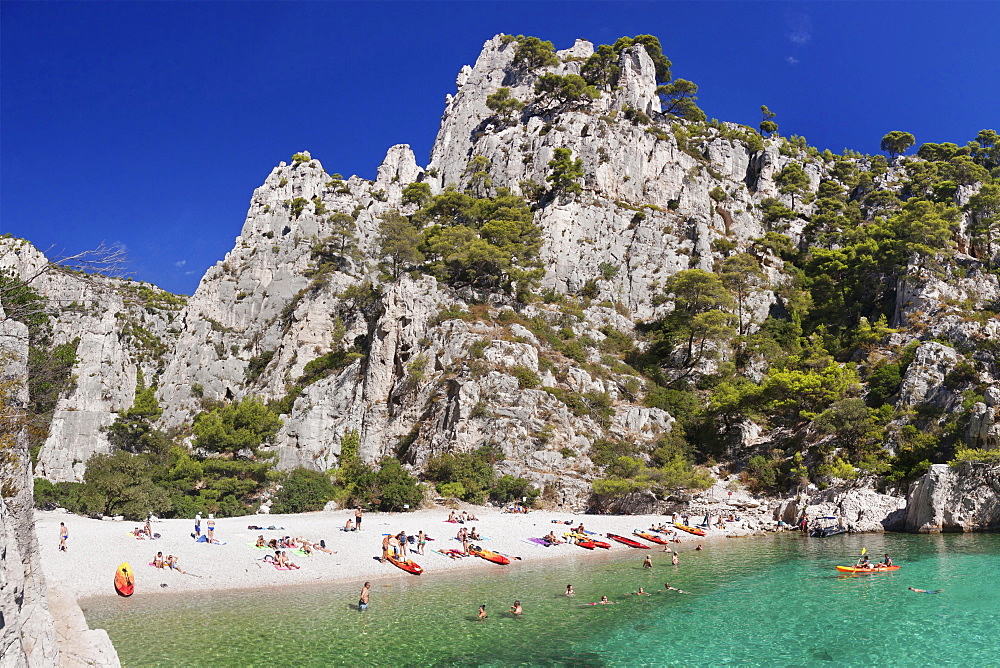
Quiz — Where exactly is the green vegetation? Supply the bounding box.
[486,87,524,122]
[546,148,584,196]
[424,446,539,506]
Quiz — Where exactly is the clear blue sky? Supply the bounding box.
[3,1,997,295]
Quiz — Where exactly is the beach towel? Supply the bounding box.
[249,543,270,550]
[273,565,293,571]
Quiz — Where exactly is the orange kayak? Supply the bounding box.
[469,545,510,565]
[114,562,134,597]
[387,555,423,575]
[634,531,668,545]
[836,565,899,574]
[674,522,706,536]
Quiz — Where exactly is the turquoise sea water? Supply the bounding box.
[82,532,1000,666]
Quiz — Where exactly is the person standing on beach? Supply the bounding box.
[355,506,363,531]
[417,530,426,555]
[359,582,370,611]
[194,512,201,538]
[643,555,653,569]
[398,531,408,558]
[207,514,216,541]
[58,522,68,552]
[381,534,390,563]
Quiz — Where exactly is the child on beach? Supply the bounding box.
[478,605,488,620]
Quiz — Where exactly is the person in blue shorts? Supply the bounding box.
[359,581,370,610]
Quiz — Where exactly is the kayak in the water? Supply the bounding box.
[836,565,900,573]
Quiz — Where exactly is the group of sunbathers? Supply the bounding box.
[255,534,335,556]
[131,520,158,540]
[446,510,478,523]
[150,551,185,573]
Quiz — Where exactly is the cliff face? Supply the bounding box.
[0,306,59,667]
[905,463,1000,532]
[1,34,997,518]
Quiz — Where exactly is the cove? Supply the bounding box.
[82,532,1000,666]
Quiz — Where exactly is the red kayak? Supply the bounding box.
[590,539,612,549]
[606,533,649,548]
[633,531,668,545]
[574,539,597,550]
[387,555,423,575]
[674,522,707,537]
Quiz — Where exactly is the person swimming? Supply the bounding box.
[565,584,575,596]
[633,587,650,596]
[908,587,942,594]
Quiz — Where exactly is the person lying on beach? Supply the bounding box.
[299,542,314,556]
[633,587,651,596]
[510,600,522,615]
[313,540,335,554]
[152,552,165,568]
[166,555,186,574]
[280,536,296,548]
[267,538,279,550]
[345,519,355,531]
[255,535,266,548]
[663,583,687,593]
[565,585,575,596]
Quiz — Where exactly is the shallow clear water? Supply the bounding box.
[83,532,1000,666]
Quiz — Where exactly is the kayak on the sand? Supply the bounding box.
[387,555,423,575]
[606,533,649,548]
[633,531,668,545]
[468,544,511,565]
[836,565,900,573]
[114,562,134,597]
[674,522,707,536]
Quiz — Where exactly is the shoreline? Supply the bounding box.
[37,505,766,663]
[37,506,759,601]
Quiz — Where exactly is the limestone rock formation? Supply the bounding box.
[0,306,59,667]
[904,462,1000,532]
